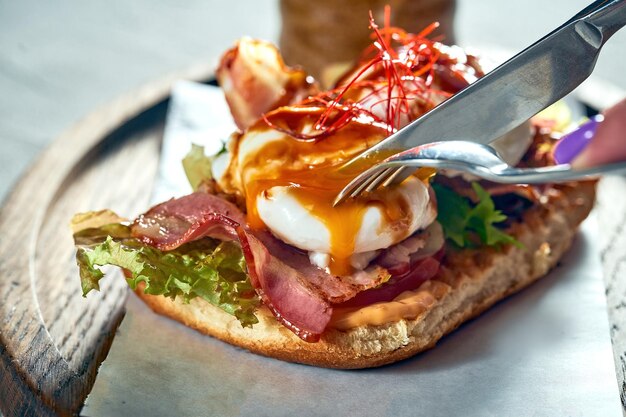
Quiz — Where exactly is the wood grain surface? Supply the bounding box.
[0,66,624,416]
[596,175,626,410]
[0,64,214,417]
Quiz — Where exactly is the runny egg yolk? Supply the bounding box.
[223,107,435,276]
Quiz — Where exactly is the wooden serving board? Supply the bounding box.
[1,66,624,416]
[0,64,214,417]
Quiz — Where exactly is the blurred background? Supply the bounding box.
[1,0,624,201]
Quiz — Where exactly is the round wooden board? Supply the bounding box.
[1,65,624,416]
[0,64,214,417]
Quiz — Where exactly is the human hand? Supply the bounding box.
[572,98,626,168]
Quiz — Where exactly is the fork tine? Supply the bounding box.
[334,164,408,206]
[364,167,397,193]
[381,166,407,187]
[350,166,390,197]
[382,166,414,186]
[333,165,385,206]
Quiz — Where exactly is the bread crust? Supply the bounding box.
[136,181,596,369]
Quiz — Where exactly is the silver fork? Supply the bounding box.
[333,141,626,206]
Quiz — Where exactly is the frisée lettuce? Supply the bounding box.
[182,143,216,191]
[433,182,520,249]
[73,211,260,327]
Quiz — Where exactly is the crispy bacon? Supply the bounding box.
[253,229,390,303]
[376,222,444,276]
[131,193,246,250]
[217,38,317,131]
[237,231,331,341]
[337,256,442,308]
[377,230,428,275]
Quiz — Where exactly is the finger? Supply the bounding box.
[572,98,626,168]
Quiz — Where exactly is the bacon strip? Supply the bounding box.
[237,231,331,341]
[253,230,390,303]
[337,256,441,308]
[217,38,317,131]
[131,193,331,342]
[132,193,245,249]
[376,230,428,275]
[376,222,444,276]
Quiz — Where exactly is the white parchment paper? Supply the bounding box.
[82,82,621,417]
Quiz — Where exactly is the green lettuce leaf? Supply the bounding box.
[433,182,520,249]
[73,213,260,327]
[71,209,129,234]
[182,144,218,191]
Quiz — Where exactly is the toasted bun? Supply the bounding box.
[136,182,595,369]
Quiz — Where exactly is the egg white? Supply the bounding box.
[256,176,436,269]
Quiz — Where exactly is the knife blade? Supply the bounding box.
[342,0,626,170]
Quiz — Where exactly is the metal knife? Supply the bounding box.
[341,0,626,172]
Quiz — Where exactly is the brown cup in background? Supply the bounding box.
[279,0,456,84]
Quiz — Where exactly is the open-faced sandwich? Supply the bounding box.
[72,17,595,369]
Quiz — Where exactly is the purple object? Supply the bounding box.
[553,115,604,164]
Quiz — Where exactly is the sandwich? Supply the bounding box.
[72,17,595,369]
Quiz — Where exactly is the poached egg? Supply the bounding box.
[215,107,437,276]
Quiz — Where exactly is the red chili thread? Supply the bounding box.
[263,12,457,141]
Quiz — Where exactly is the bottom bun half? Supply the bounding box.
[136,181,596,369]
